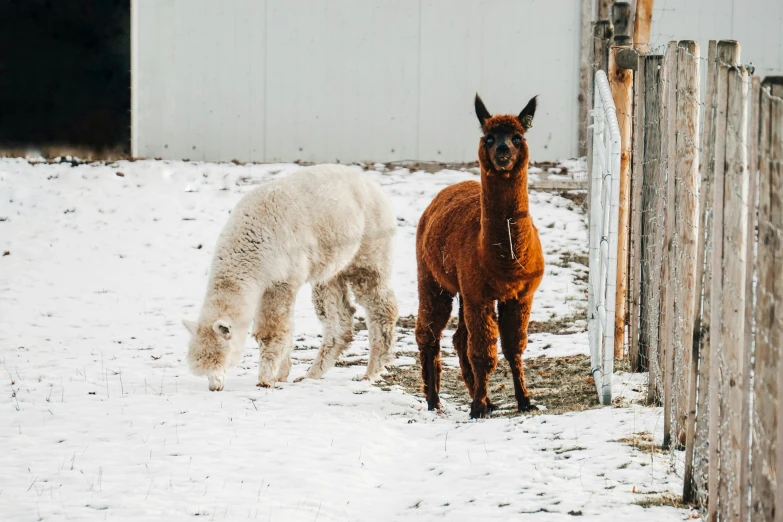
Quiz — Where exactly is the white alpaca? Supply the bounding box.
[183,164,398,391]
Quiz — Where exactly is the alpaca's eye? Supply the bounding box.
[485,136,495,146]
[512,136,522,146]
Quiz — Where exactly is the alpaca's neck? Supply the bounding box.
[201,273,258,328]
[479,167,536,264]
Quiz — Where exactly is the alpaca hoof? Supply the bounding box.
[208,374,225,391]
[486,400,499,413]
[470,406,487,419]
[426,399,441,411]
[360,371,382,382]
[256,381,273,388]
[517,397,535,412]
[293,376,306,383]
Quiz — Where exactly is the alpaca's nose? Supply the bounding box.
[496,144,509,154]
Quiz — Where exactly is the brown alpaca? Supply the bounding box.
[415,94,545,418]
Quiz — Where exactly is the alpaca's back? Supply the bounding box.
[209,164,395,288]
[416,180,482,295]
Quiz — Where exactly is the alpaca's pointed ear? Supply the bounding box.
[212,319,232,340]
[475,94,491,127]
[183,319,198,336]
[518,96,538,130]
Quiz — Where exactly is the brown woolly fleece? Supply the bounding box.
[415,95,545,418]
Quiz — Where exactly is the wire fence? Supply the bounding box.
[590,34,783,520]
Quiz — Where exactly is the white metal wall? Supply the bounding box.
[132,0,582,163]
[650,0,783,79]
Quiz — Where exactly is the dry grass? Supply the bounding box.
[613,431,667,455]
[633,492,694,510]
[556,190,588,208]
[377,353,600,417]
[391,308,588,337]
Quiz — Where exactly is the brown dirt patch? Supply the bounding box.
[376,353,601,417]
[392,310,588,337]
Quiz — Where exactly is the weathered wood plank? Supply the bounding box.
[629,54,646,371]
[578,0,593,157]
[660,40,678,447]
[707,42,740,522]
[752,84,780,522]
[609,42,633,359]
[640,54,665,398]
[686,40,718,506]
[775,93,783,522]
[739,75,761,522]
[671,41,700,450]
[718,64,749,522]
[632,0,654,54]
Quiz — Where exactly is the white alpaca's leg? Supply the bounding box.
[298,276,355,380]
[350,268,398,381]
[252,283,297,387]
[208,369,227,391]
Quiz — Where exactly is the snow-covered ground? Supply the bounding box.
[0,159,691,521]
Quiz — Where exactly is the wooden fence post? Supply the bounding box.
[596,0,612,21]
[660,40,678,446]
[639,54,665,396]
[683,40,718,506]
[752,81,782,522]
[762,76,783,97]
[777,91,783,522]
[609,1,633,359]
[671,40,700,449]
[632,0,654,54]
[592,20,614,75]
[578,0,593,157]
[629,53,646,371]
[740,75,761,522]
[708,41,740,522]
[718,64,749,522]
[686,40,718,508]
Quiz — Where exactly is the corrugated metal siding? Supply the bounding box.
[132,0,581,163]
[132,0,783,163]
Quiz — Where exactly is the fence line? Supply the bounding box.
[594,37,781,519]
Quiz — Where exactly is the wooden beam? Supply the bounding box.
[609,2,633,359]
[660,40,678,447]
[752,81,781,522]
[628,53,645,372]
[739,74,761,522]
[672,40,700,450]
[718,64,749,522]
[578,0,593,157]
[633,0,654,53]
[686,39,717,508]
[708,40,740,522]
[638,53,665,382]
[596,0,612,21]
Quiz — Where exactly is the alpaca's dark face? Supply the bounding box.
[474,94,537,174]
[482,124,526,172]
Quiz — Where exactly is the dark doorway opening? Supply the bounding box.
[0,0,130,155]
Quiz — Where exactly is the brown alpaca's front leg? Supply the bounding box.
[464,301,499,419]
[498,297,535,412]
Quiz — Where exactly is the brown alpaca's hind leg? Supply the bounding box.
[498,296,535,412]
[464,301,499,419]
[415,271,453,410]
